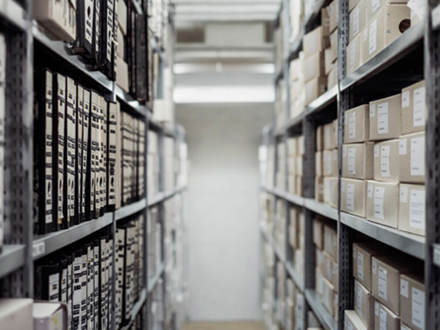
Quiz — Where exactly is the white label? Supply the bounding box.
[346,183,355,211]
[380,145,391,177]
[400,139,408,155]
[400,279,409,298]
[348,147,356,175]
[374,186,385,220]
[378,266,388,300]
[357,251,364,281]
[410,136,425,176]
[379,307,387,330]
[356,284,363,312]
[368,183,373,198]
[348,112,356,139]
[375,301,379,316]
[369,19,377,54]
[377,103,389,134]
[410,190,425,230]
[412,287,425,329]
[371,0,380,13]
[400,185,409,203]
[402,90,410,108]
[370,103,376,118]
[413,86,426,127]
[33,241,46,258]
[352,7,360,36]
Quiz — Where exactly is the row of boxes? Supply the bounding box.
[287,135,305,196]
[288,206,305,277]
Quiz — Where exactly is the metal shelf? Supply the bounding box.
[0,0,27,31]
[304,198,337,221]
[340,23,424,91]
[148,263,165,293]
[340,212,425,260]
[114,86,149,118]
[305,289,337,330]
[283,112,304,134]
[261,186,305,207]
[116,198,147,221]
[304,85,338,117]
[121,288,147,330]
[148,186,186,207]
[0,244,26,277]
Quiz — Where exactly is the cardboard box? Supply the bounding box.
[117,0,128,35]
[374,300,400,330]
[315,176,324,202]
[322,277,336,315]
[350,1,365,41]
[366,180,399,227]
[305,77,327,105]
[0,299,33,330]
[353,243,382,291]
[344,104,369,143]
[303,26,330,57]
[316,268,324,296]
[399,132,425,183]
[341,178,366,217]
[116,56,129,92]
[354,280,375,329]
[366,0,409,18]
[324,177,338,208]
[369,93,401,140]
[324,224,337,259]
[399,184,425,236]
[325,48,334,75]
[372,256,410,315]
[361,5,411,63]
[342,142,374,179]
[288,137,298,156]
[324,120,338,150]
[303,52,326,83]
[316,151,323,176]
[296,175,304,196]
[329,29,338,63]
[373,139,400,181]
[323,149,338,177]
[328,1,339,33]
[401,80,426,134]
[327,65,338,90]
[321,251,338,289]
[316,125,324,151]
[400,274,425,330]
[347,33,361,74]
[313,218,324,249]
[345,310,367,330]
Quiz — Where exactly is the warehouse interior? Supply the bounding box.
[0,0,437,330]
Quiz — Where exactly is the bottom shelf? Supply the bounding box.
[305,289,337,330]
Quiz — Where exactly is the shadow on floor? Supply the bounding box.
[184,322,264,330]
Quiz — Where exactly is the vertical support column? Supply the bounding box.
[304,209,315,291]
[143,117,148,289]
[303,117,316,198]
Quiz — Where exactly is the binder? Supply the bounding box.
[108,102,118,210]
[72,252,82,330]
[93,243,99,329]
[138,121,145,198]
[99,238,108,330]
[72,0,94,57]
[82,90,91,221]
[54,74,66,230]
[127,3,137,96]
[34,69,55,234]
[79,250,87,330]
[106,238,113,327]
[75,85,84,223]
[100,0,116,79]
[115,103,122,210]
[115,228,124,328]
[93,0,102,66]
[99,96,107,215]
[35,263,60,302]
[86,245,94,330]
[90,92,100,218]
[121,112,129,204]
[135,14,148,102]
[66,256,73,330]
[65,78,76,227]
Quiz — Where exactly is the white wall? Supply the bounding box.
[176,103,272,321]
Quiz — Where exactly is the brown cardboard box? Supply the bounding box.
[349,1,366,41]
[324,224,337,259]
[354,280,375,329]
[315,176,324,202]
[316,125,324,151]
[361,5,411,63]
[373,139,400,181]
[316,151,323,176]
[366,180,399,228]
[296,175,304,196]
[347,33,361,74]
[374,300,400,330]
[322,277,336,315]
[400,274,425,330]
[369,93,401,140]
[341,178,367,217]
[324,120,338,150]
[401,80,426,134]
[399,132,425,183]
[303,26,330,57]
[399,184,425,236]
[116,56,129,92]
[342,142,374,179]
[316,268,325,296]
[321,251,338,290]
[327,65,338,90]
[372,256,410,315]
[329,29,338,63]
[305,77,327,105]
[323,149,338,177]
[353,242,382,291]
[303,52,326,83]
[328,1,339,33]
[325,48,334,75]
[324,176,338,208]
[366,0,409,18]
[345,310,367,330]
[344,104,369,143]
[313,218,324,249]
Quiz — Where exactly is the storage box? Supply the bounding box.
[400,274,425,330]
[324,224,338,259]
[296,175,304,196]
[327,65,338,90]
[316,268,325,297]
[373,139,400,181]
[341,178,366,217]
[321,251,338,289]
[372,256,410,315]
[315,176,324,202]
[353,242,382,291]
[288,137,298,156]
[345,310,367,330]
[117,0,128,35]
[366,0,409,18]
[401,81,426,134]
[347,33,361,74]
[322,277,336,315]
[0,299,33,330]
[329,29,338,63]
[324,120,338,150]
[303,52,326,83]
[344,104,369,143]
[313,218,324,249]
[399,184,425,236]
[374,300,400,330]
[316,125,324,151]
[323,149,338,177]
[325,48,334,75]
[369,93,401,140]
[366,180,399,228]
[303,26,330,57]
[342,142,374,179]
[399,132,425,183]
[316,151,323,176]
[350,1,365,41]
[328,1,339,33]
[116,56,129,92]
[354,280,375,329]
[305,77,327,105]
[324,177,338,208]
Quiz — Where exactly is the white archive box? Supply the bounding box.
[366,180,399,228]
[341,178,366,217]
[399,184,425,236]
[399,131,425,183]
[342,142,374,179]
[373,139,400,182]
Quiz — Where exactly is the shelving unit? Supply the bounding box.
[260,0,435,329]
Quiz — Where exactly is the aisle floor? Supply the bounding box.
[184,322,264,330]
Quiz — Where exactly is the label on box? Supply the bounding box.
[348,147,356,175]
[410,190,425,230]
[348,112,356,139]
[356,284,363,312]
[49,273,60,302]
[402,90,410,108]
[379,307,387,330]
[347,183,355,211]
[413,86,426,127]
[369,19,377,55]
[410,136,425,176]
[374,186,385,219]
[380,145,391,177]
[401,279,409,298]
[377,103,389,134]
[400,139,408,155]
[412,287,425,329]
[400,185,409,203]
[370,103,376,118]
[357,251,364,281]
[378,266,388,300]
[368,183,373,198]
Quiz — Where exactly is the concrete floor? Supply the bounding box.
[184,322,265,330]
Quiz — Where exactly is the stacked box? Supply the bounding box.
[289,0,304,42]
[288,206,305,276]
[323,1,338,90]
[287,135,304,196]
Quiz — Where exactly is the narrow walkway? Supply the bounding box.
[184,322,265,330]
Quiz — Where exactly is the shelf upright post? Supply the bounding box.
[425,1,440,328]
